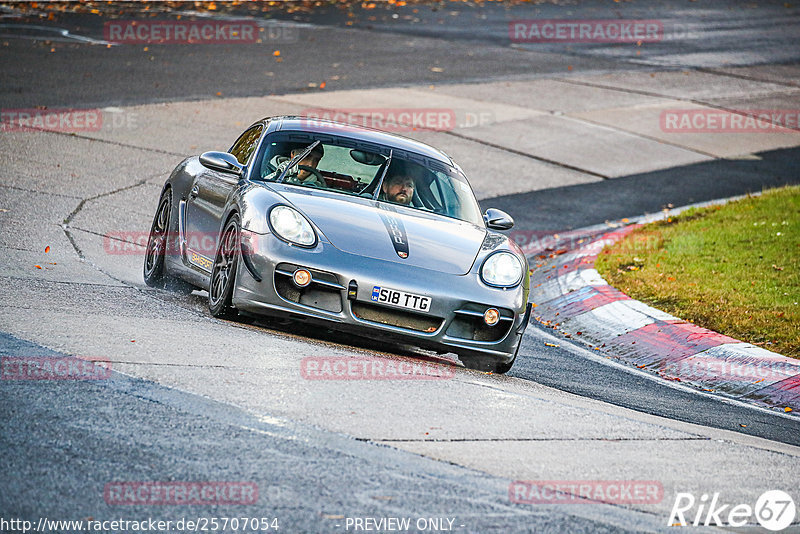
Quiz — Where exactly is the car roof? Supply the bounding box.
[259,115,455,166]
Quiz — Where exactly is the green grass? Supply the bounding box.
[595,185,800,358]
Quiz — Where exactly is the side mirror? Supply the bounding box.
[484,208,514,231]
[200,151,244,177]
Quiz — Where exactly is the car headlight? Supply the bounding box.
[268,205,317,247]
[480,252,523,287]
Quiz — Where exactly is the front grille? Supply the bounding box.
[351,302,442,333]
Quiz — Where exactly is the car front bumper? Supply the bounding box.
[233,231,531,363]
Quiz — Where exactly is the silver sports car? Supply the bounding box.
[143,116,531,373]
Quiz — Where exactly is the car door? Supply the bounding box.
[184,124,263,273]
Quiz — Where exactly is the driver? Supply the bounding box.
[269,143,326,187]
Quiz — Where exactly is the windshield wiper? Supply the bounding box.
[372,149,393,200]
[277,140,321,183]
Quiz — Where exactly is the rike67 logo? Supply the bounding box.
[668,490,796,531]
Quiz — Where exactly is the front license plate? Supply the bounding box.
[371,286,431,312]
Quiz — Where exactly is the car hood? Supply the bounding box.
[275,187,486,275]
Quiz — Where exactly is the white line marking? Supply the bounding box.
[528,326,798,422]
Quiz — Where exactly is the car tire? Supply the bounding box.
[143,188,193,292]
[209,214,241,320]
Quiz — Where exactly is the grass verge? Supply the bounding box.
[595,185,800,359]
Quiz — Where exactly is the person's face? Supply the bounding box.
[292,150,322,179]
[382,175,415,205]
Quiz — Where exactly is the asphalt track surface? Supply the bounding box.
[3,333,634,534]
[2,1,800,532]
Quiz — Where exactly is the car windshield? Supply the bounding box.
[252,131,483,226]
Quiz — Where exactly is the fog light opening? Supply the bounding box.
[293,268,312,288]
[483,308,500,327]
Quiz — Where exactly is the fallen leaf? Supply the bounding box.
[430,67,444,72]
[739,424,747,428]
[544,342,559,347]
[35,265,42,269]
[319,81,326,89]
[273,50,281,57]
[45,246,50,253]
[786,407,793,413]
